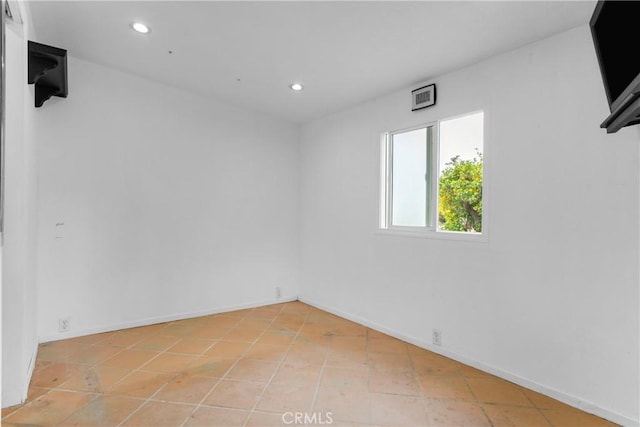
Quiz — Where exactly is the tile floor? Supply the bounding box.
[2,301,617,426]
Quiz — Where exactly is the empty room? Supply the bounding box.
[1,1,638,426]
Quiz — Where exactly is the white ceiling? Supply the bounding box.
[28,1,595,123]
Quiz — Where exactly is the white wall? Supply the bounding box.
[299,26,638,425]
[35,57,299,340]
[2,2,40,407]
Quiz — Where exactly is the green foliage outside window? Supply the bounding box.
[438,151,483,232]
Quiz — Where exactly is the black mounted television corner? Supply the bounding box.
[590,1,640,134]
[27,41,68,108]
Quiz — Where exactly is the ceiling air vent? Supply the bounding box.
[412,83,436,111]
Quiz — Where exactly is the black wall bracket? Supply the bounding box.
[28,41,68,108]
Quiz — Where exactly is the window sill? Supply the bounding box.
[376,228,488,243]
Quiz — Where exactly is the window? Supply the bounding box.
[380,111,484,237]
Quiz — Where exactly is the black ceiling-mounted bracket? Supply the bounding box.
[28,41,68,108]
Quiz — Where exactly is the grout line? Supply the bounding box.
[308,330,333,414]
[298,322,327,413]
[522,393,554,427]
[10,337,145,424]
[169,304,297,427]
[53,322,198,426]
[115,316,242,427]
[10,302,578,427]
[366,329,373,423]
[239,305,311,427]
[409,348,493,426]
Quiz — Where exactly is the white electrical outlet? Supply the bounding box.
[59,317,71,333]
[432,329,442,346]
[276,286,282,298]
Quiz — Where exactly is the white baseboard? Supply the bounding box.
[38,296,297,344]
[1,339,39,408]
[299,296,638,427]
[25,339,38,401]
[1,389,22,408]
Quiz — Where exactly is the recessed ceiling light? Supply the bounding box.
[131,22,150,34]
[289,83,304,91]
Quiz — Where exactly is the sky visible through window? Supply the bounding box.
[439,112,484,171]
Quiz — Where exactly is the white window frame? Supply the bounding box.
[378,111,488,242]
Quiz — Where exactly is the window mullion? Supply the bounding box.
[431,124,439,230]
[387,134,393,228]
[425,126,433,228]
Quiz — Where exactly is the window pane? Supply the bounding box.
[391,128,427,227]
[438,112,483,232]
